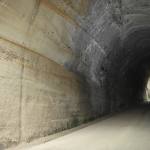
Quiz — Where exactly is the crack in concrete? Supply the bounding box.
[19,56,25,143]
[29,0,41,26]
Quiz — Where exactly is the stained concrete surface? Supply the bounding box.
[0,38,92,147]
[19,105,150,150]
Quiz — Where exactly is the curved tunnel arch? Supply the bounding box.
[104,26,150,111]
[70,0,150,114]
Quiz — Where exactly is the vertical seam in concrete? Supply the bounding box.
[29,0,40,26]
[19,56,25,143]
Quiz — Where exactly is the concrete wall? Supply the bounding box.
[0,0,93,148]
[0,38,92,147]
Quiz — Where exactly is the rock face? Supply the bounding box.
[0,0,150,148]
[71,0,122,114]
[71,0,150,113]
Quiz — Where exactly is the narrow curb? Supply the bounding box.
[7,108,129,150]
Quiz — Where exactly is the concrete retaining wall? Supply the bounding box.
[0,0,93,148]
[0,38,92,147]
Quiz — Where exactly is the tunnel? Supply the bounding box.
[1,0,150,149]
[70,0,150,114]
[105,27,150,110]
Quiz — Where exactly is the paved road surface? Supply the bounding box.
[20,106,150,150]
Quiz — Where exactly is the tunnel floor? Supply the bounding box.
[19,105,150,150]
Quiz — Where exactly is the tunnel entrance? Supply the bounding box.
[144,78,150,102]
[103,28,150,110]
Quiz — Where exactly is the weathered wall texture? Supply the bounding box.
[0,0,93,148]
[0,38,92,147]
[71,0,150,113]
[0,0,76,65]
[71,0,123,113]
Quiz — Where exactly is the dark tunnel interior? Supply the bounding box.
[104,28,150,111]
[70,0,150,117]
